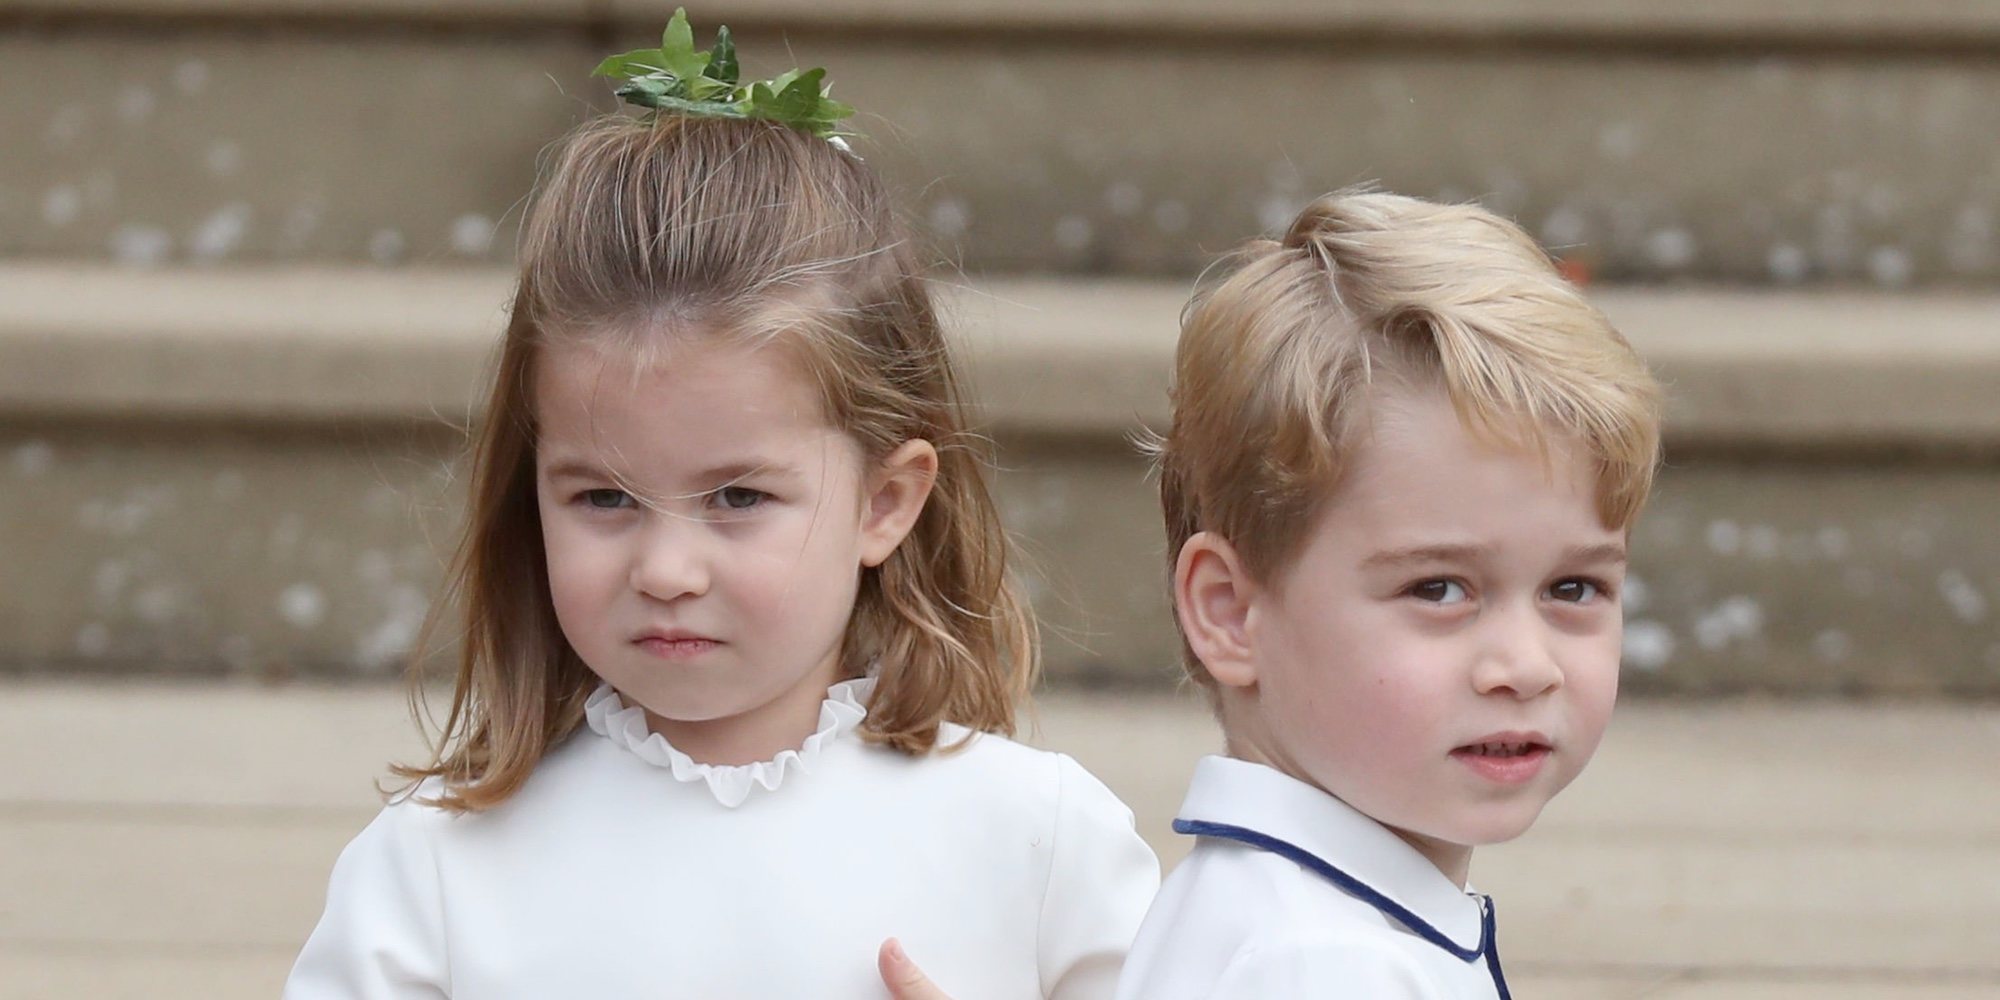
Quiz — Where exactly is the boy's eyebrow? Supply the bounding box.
[1360,543,1494,569]
[1563,542,1630,565]
[1360,541,1628,569]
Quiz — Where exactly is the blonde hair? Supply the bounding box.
[394,115,1037,812]
[1153,189,1662,685]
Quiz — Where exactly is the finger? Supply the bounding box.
[877,937,951,1000]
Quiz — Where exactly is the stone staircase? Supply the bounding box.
[2,0,1996,693]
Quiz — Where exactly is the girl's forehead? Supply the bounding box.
[532,338,841,459]
[540,337,820,412]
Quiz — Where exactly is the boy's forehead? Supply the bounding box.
[1300,391,1613,545]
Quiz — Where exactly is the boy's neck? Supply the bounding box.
[1223,734,1475,889]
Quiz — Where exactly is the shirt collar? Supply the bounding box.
[1174,754,1487,955]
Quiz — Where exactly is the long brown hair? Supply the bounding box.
[393,115,1037,812]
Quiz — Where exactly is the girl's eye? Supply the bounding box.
[1410,579,1470,605]
[713,486,767,511]
[581,489,633,510]
[1549,578,1603,603]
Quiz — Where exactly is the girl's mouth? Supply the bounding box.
[635,636,720,659]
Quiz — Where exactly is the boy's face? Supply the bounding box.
[1210,389,1625,869]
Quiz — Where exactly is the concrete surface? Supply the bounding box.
[8,16,2000,283]
[3,269,1997,693]
[18,0,2000,41]
[0,679,1995,998]
[5,418,1997,694]
[7,266,2000,446]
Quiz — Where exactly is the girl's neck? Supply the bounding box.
[640,656,850,767]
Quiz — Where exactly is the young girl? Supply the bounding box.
[285,21,1158,999]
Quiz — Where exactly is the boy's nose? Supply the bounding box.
[628,516,710,602]
[1472,612,1564,699]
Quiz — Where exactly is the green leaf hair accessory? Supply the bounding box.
[592,9,859,148]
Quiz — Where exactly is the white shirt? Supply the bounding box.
[286,679,1160,1000]
[1114,756,1512,1000]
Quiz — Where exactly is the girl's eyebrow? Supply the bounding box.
[541,459,608,482]
[540,457,805,485]
[697,459,799,483]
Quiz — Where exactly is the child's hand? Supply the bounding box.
[878,938,954,1000]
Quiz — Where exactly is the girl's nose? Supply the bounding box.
[628,516,710,602]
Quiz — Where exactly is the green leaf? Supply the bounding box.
[661,8,693,59]
[592,48,669,78]
[656,8,711,81]
[597,14,859,143]
[614,77,672,107]
[765,67,804,95]
[678,74,731,102]
[809,95,856,122]
[763,67,826,120]
[705,25,739,85]
[641,92,751,120]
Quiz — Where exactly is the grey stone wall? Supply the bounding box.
[6,5,2000,283]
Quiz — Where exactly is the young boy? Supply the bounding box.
[1113,190,1662,998]
[880,190,1660,999]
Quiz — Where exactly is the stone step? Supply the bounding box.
[2,263,1997,694]
[2,680,1996,998]
[5,1,1999,283]
[18,0,2000,39]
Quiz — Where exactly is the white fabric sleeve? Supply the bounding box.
[283,802,451,1000]
[1037,753,1162,1000]
[1207,938,1447,999]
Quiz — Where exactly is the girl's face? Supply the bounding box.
[534,337,934,766]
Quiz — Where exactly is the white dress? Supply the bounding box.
[1114,756,1511,999]
[286,679,1161,1000]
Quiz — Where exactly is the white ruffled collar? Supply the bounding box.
[582,677,872,808]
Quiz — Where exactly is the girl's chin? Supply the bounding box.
[624,680,817,727]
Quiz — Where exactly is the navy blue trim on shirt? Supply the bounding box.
[1174,818,1512,1000]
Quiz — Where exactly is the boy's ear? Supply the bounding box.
[859,439,939,568]
[1173,531,1261,689]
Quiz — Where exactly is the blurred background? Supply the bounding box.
[1,1,1996,998]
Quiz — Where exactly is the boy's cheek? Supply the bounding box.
[1564,639,1624,739]
[1575,631,1627,688]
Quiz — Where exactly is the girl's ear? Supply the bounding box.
[1173,531,1261,689]
[858,439,939,568]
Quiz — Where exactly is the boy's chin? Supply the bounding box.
[1393,800,1551,851]
[1444,804,1550,848]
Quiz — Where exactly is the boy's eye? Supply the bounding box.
[713,486,767,510]
[581,489,633,510]
[1410,579,1469,605]
[1549,578,1602,603]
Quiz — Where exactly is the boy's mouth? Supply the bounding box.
[1454,741,1546,758]
[1450,733,1552,784]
